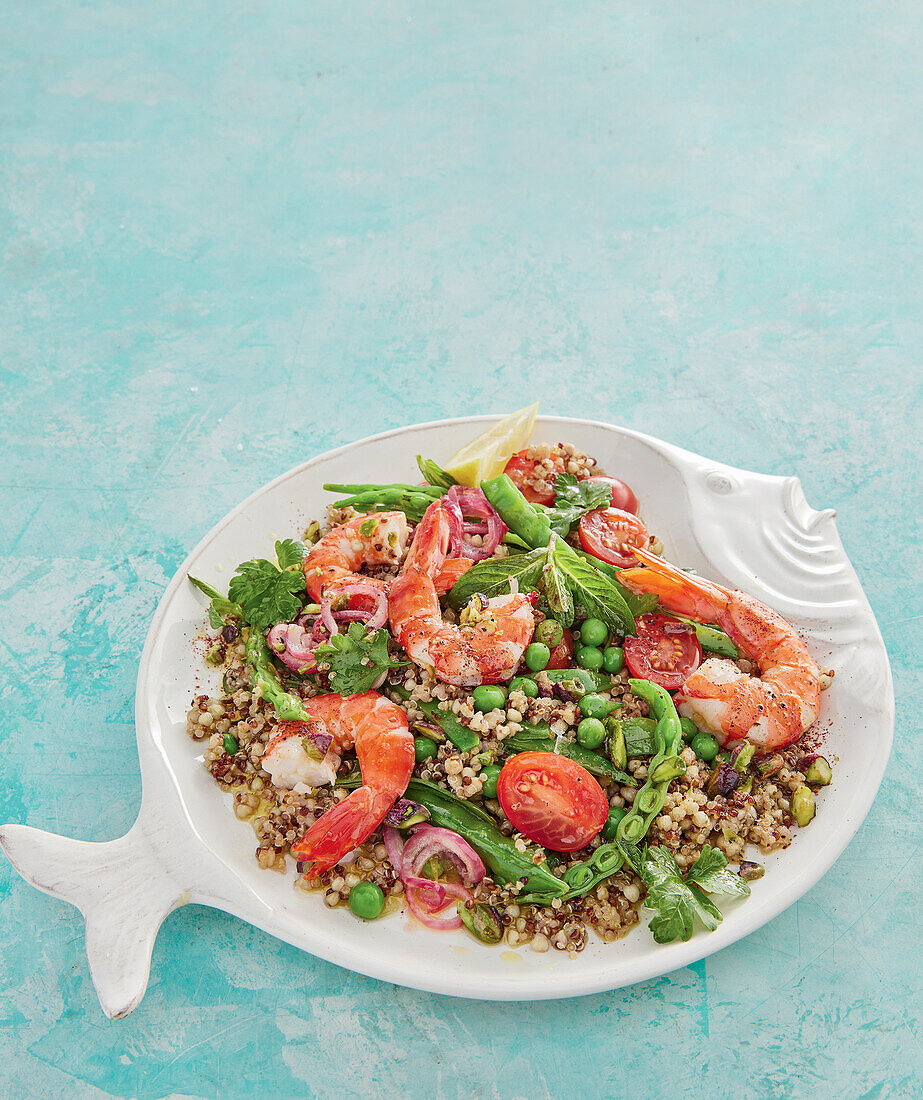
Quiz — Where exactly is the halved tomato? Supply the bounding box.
[504,451,565,505]
[497,751,609,852]
[586,475,639,515]
[578,507,650,567]
[546,627,575,670]
[624,614,702,690]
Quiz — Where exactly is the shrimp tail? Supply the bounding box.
[619,545,729,622]
[291,786,395,877]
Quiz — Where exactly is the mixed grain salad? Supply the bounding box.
[187,408,833,954]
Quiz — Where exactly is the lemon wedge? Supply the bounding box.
[444,402,539,487]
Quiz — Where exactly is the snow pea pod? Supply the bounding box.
[416,700,479,753]
[504,726,636,786]
[403,780,568,896]
[672,615,740,659]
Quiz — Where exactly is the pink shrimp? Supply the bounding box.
[270,692,413,878]
[302,509,469,602]
[302,512,410,602]
[619,546,821,751]
[388,500,535,687]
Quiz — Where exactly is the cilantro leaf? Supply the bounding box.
[275,538,307,569]
[547,474,611,536]
[314,624,405,695]
[228,557,306,629]
[188,575,244,629]
[686,846,752,899]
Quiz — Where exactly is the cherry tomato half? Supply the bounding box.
[504,451,565,505]
[586,475,639,515]
[624,614,702,691]
[497,751,609,852]
[546,627,575,670]
[578,507,650,567]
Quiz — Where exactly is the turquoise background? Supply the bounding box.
[2,2,921,1097]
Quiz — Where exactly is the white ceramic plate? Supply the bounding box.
[0,416,894,1018]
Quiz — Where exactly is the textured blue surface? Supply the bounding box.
[1,2,921,1097]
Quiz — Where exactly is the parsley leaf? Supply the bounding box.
[547,474,611,536]
[274,538,307,569]
[228,557,306,629]
[314,624,406,695]
[638,844,750,944]
[686,846,752,899]
[188,575,244,629]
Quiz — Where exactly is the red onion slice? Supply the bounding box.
[267,622,319,673]
[402,825,486,887]
[443,487,507,561]
[319,581,389,636]
[405,881,470,930]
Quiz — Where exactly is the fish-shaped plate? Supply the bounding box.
[0,416,894,1017]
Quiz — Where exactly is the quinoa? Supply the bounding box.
[185,441,832,957]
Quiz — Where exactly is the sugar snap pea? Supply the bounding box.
[616,680,684,845]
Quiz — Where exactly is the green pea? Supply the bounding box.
[222,733,239,756]
[414,736,438,763]
[524,642,551,672]
[578,693,611,719]
[691,732,720,763]
[680,717,699,742]
[576,645,604,671]
[348,881,385,920]
[481,764,503,799]
[602,646,624,674]
[602,806,627,840]
[534,620,564,648]
[579,618,608,647]
[472,685,507,712]
[577,717,607,749]
[510,676,539,698]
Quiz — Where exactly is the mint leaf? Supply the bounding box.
[315,624,405,695]
[228,558,306,629]
[541,536,574,626]
[552,541,636,634]
[447,547,546,608]
[686,845,751,899]
[275,538,307,569]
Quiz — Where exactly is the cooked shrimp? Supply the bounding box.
[303,512,409,602]
[389,500,535,688]
[282,692,414,877]
[619,546,821,751]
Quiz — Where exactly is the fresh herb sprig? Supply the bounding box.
[226,539,307,629]
[446,534,635,635]
[629,844,751,944]
[314,623,406,695]
[545,473,611,536]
